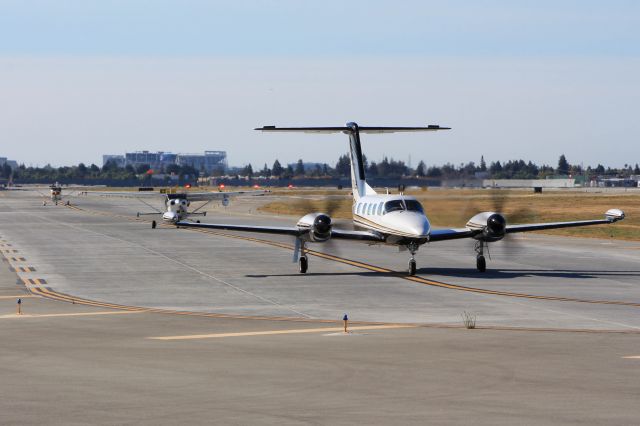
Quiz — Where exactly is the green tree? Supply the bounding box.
[295,159,305,176]
[272,159,283,177]
[557,154,569,175]
[479,155,487,172]
[415,160,426,177]
[335,154,351,177]
[242,164,253,178]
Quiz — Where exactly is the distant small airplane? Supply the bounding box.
[89,189,267,228]
[176,122,625,275]
[41,182,74,206]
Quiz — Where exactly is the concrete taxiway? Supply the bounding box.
[1,189,640,425]
[1,189,640,330]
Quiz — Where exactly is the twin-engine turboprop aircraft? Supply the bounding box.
[177,122,625,275]
[90,189,266,228]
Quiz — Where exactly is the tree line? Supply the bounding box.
[3,154,639,183]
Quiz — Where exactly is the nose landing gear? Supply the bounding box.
[406,241,419,276]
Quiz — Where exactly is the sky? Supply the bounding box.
[0,0,639,168]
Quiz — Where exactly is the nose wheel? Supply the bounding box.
[151,220,157,229]
[406,241,419,276]
[408,258,417,276]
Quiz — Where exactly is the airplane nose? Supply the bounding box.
[406,215,430,237]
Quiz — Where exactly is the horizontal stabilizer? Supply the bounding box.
[255,125,450,134]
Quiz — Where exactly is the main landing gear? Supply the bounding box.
[297,239,308,274]
[151,220,157,229]
[299,255,308,274]
[475,241,487,272]
[407,241,419,276]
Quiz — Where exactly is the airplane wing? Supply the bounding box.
[84,191,164,198]
[429,228,478,242]
[175,221,384,242]
[185,190,267,201]
[429,209,625,242]
[84,189,266,200]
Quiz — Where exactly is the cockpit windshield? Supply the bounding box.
[384,199,424,214]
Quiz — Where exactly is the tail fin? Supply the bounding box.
[345,122,375,200]
[255,122,451,201]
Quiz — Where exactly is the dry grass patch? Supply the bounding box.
[259,188,640,241]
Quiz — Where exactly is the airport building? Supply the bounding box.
[176,151,228,174]
[0,157,18,170]
[103,150,227,174]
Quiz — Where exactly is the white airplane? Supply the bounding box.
[90,189,266,228]
[176,122,625,275]
[41,182,76,206]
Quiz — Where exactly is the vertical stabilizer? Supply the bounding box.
[346,122,376,200]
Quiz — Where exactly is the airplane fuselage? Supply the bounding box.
[163,197,189,223]
[352,194,431,244]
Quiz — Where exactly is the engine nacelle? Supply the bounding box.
[466,212,507,242]
[296,213,332,242]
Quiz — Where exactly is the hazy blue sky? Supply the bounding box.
[1,1,638,168]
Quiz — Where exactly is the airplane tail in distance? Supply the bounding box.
[255,122,451,200]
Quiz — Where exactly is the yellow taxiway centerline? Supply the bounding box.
[149,324,416,340]
[0,311,143,319]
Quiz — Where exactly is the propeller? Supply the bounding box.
[459,190,537,256]
[290,194,350,261]
[489,190,536,255]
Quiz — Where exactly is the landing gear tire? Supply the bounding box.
[196,220,200,223]
[476,255,486,272]
[408,259,417,276]
[299,256,308,274]
[151,220,157,229]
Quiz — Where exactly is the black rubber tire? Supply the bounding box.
[196,220,200,223]
[476,255,486,272]
[151,220,157,229]
[409,259,417,276]
[299,256,308,274]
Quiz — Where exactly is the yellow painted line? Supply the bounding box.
[0,310,143,319]
[149,324,416,340]
[0,295,37,300]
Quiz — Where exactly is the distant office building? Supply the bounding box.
[123,151,176,171]
[102,155,125,168]
[0,157,18,170]
[176,151,227,174]
[103,150,227,174]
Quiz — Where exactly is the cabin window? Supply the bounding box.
[377,202,383,215]
[368,204,373,215]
